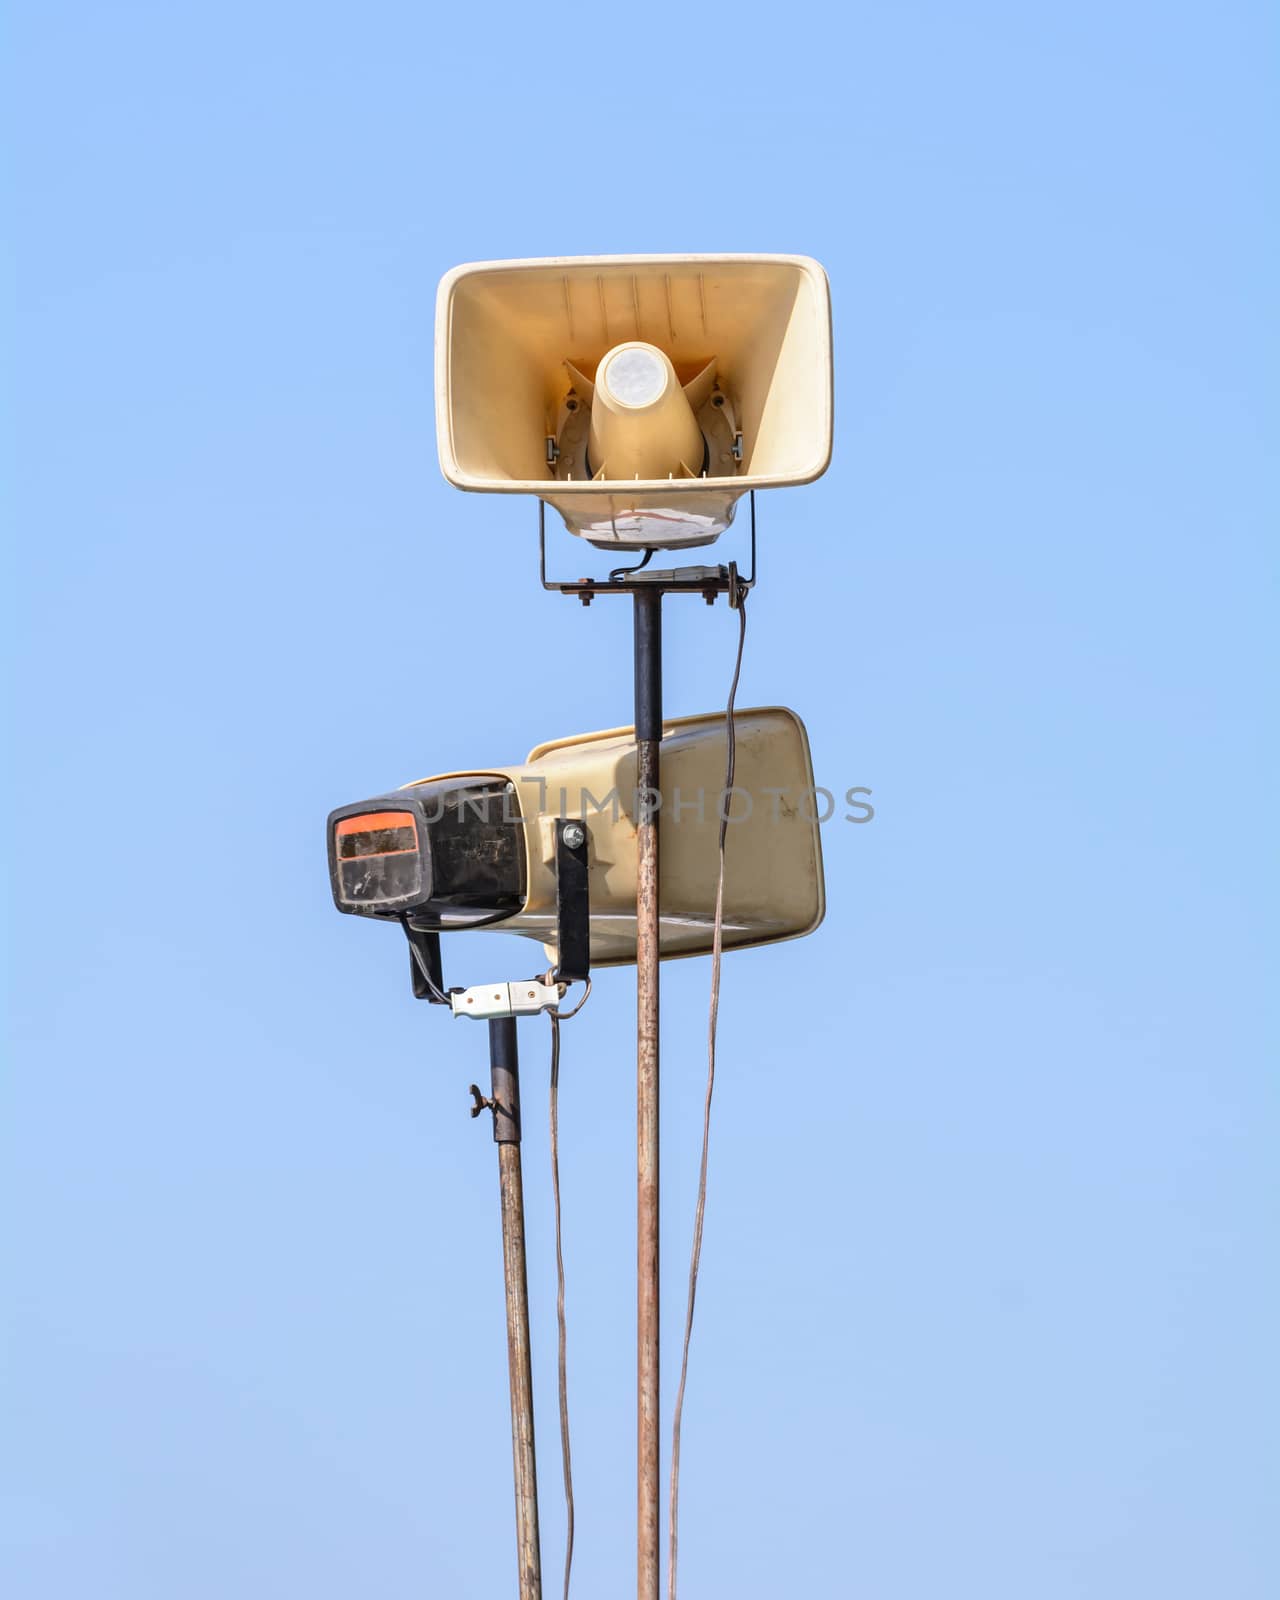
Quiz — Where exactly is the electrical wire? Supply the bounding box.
[667,577,748,1600]
[548,1012,573,1600]
[544,976,592,1599]
[401,919,451,1005]
[609,547,656,582]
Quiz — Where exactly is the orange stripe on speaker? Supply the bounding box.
[335,810,416,836]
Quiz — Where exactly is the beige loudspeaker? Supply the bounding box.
[405,706,825,966]
[435,254,833,550]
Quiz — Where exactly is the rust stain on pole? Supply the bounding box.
[636,735,661,1600]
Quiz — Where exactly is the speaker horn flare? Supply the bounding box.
[436,254,833,550]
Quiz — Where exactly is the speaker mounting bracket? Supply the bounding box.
[538,491,758,605]
[403,816,591,1003]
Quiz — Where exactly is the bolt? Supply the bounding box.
[562,821,586,849]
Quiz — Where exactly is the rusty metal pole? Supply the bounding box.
[634,589,663,1600]
[488,1016,543,1600]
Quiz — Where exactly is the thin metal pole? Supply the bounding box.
[634,590,662,1600]
[489,1016,543,1600]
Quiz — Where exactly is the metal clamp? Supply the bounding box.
[552,816,590,983]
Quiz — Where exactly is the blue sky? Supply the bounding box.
[3,3,1276,1596]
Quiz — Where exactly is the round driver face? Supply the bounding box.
[599,344,670,409]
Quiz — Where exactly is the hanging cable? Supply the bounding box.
[544,975,592,1599]
[668,576,748,1599]
[548,1012,573,1600]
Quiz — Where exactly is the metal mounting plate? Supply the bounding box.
[539,491,757,600]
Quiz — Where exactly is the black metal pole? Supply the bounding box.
[634,588,663,744]
[633,589,662,1600]
[488,1016,543,1600]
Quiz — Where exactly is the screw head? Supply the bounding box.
[562,821,586,849]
